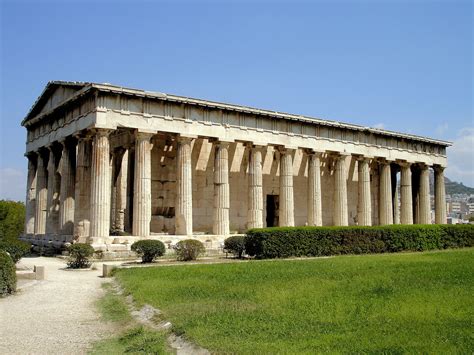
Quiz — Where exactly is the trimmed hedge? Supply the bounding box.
[245,224,474,259]
[131,240,166,263]
[224,235,246,258]
[0,239,30,263]
[0,250,16,296]
[175,239,205,261]
[67,243,95,268]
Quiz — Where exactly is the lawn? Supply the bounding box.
[116,248,474,353]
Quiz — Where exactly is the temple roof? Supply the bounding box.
[22,80,452,147]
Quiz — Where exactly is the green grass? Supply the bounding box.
[116,248,474,354]
[90,283,170,354]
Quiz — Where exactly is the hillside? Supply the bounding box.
[429,172,474,195]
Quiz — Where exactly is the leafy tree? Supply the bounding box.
[0,200,25,241]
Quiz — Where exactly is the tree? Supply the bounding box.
[0,200,25,241]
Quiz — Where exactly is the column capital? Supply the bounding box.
[433,164,445,173]
[176,135,196,144]
[210,139,232,148]
[276,145,296,154]
[244,142,266,149]
[92,128,112,137]
[73,130,94,141]
[305,149,324,156]
[352,154,373,162]
[396,159,413,168]
[24,151,37,159]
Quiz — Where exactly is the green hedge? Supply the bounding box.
[245,224,474,259]
[0,239,31,263]
[0,250,16,296]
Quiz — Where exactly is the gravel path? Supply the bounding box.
[0,257,118,354]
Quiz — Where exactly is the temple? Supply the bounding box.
[20,81,450,256]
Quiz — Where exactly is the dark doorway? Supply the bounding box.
[266,195,279,227]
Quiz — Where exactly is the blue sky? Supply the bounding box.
[1,0,473,201]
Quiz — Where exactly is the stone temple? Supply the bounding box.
[21,81,450,256]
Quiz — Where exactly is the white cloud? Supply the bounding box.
[0,167,26,202]
[373,123,385,129]
[446,127,474,187]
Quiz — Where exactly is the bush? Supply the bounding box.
[0,239,30,263]
[175,239,205,261]
[245,224,474,259]
[224,235,246,258]
[0,200,25,240]
[0,250,16,296]
[131,240,166,263]
[67,243,95,268]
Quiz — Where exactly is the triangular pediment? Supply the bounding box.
[22,81,89,125]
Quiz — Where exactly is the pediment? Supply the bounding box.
[22,81,88,125]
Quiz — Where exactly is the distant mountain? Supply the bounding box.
[429,172,474,195]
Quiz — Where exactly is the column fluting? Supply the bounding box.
[333,154,348,226]
[400,163,413,224]
[279,148,294,227]
[419,164,431,224]
[307,151,322,226]
[115,148,129,232]
[25,153,37,234]
[46,146,59,234]
[59,140,76,235]
[175,136,193,235]
[90,129,111,243]
[434,165,447,224]
[247,145,264,229]
[379,160,393,225]
[133,132,154,237]
[34,151,48,234]
[213,141,230,235]
[74,135,92,240]
[357,157,372,226]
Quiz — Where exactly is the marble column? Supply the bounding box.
[175,136,193,235]
[400,163,413,224]
[333,154,348,226]
[115,148,129,232]
[24,153,37,234]
[133,132,154,237]
[34,150,48,235]
[279,147,294,227]
[45,146,59,234]
[59,140,76,235]
[393,184,400,224]
[307,151,322,226]
[434,165,447,224]
[213,141,230,235]
[419,164,431,224]
[90,129,111,243]
[74,135,92,241]
[247,145,264,229]
[379,160,393,225]
[357,157,372,226]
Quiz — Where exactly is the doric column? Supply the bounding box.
[307,151,322,226]
[400,162,413,224]
[175,136,193,235]
[213,141,230,235]
[279,147,294,227]
[34,150,48,234]
[379,160,393,225]
[419,164,431,224]
[115,148,129,232]
[24,153,37,234]
[393,184,400,224]
[74,134,92,241]
[434,165,447,224]
[46,145,59,234]
[247,145,264,229]
[357,156,372,226]
[132,131,154,237]
[333,153,348,226]
[59,139,76,235]
[90,129,111,244]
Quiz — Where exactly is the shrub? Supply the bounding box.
[175,239,205,261]
[0,239,30,263]
[0,250,16,296]
[67,243,95,268]
[245,224,474,259]
[131,240,166,263]
[0,200,25,240]
[224,235,246,258]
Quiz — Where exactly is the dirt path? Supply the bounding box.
[0,256,118,354]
